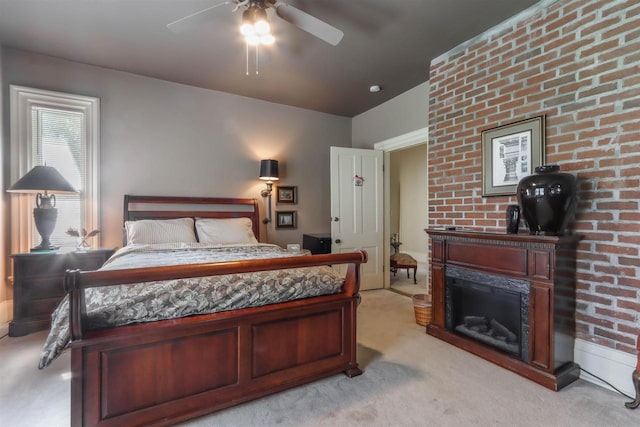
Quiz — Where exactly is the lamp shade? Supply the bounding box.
[7,165,77,194]
[259,159,279,181]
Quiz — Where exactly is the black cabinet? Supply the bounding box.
[9,248,115,337]
[302,234,332,254]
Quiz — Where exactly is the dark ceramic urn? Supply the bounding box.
[516,165,577,235]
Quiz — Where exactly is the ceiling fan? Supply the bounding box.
[167,0,344,46]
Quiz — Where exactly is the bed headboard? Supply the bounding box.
[123,195,260,244]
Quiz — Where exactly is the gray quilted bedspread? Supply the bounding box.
[39,243,345,368]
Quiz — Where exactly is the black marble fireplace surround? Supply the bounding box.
[445,267,529,361]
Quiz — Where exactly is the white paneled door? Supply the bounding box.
[330,147,384,290]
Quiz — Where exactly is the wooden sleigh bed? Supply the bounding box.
[61,195,367,426]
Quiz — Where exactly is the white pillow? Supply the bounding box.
[125,218,197,245]
[195,217,258,245]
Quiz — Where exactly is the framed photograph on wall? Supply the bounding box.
[276,186,297,204]
[276,211,297,229]
[482,115,545,197]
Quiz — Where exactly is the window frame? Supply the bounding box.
[9,85,100,252]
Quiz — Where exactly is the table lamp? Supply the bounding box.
[7,165,78,251]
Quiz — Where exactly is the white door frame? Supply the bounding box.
[373,127,429,288]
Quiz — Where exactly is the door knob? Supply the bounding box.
[335,239,342,244]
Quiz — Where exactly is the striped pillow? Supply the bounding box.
[195,217,258,245]
[125,218,197,245]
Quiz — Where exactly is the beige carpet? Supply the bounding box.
[1,290,638,426]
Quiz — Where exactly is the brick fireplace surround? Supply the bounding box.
[427,0,639,386]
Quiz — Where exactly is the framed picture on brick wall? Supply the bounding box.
[482,115,545,197]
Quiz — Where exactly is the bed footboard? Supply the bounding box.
[66,252,366,427]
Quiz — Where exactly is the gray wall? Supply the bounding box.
[2,48,351,249]
[351,81,429,148]
[0,45,6,325]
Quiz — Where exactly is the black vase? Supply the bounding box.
[516,165,577,236]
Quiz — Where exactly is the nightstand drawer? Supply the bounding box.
[22,297,62,319]
[21,276,65,300]
[14,255,67,279]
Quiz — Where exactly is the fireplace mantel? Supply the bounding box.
[425,229,581,391]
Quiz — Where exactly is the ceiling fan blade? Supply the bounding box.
[167,1,237,34]
[274,2,344,46]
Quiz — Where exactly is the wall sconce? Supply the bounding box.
[7,165,78,251]
[259,159,279,224]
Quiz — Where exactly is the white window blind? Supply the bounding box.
[31,107,85,248]
[10,85,100,254]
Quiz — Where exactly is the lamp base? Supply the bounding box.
[30,243,59,252]
[33,207,58,252]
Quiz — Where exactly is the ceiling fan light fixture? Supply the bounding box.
[253,7,267,19]
[254,20,270,35]
[253,8,270,33]
[240,23,255,36]
[260,34,275,45]
[240,5,273,45]
[240,9,255,35]
[246,34,261,46]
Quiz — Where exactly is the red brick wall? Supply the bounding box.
[428,0,639,354]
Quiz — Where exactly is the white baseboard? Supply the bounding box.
[574,338,636,396]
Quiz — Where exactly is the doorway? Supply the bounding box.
[374,127,429,296]
[388,145,428,296]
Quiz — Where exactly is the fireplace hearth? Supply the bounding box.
[425,229,581,391]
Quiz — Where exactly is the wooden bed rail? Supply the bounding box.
[65,251,367,341]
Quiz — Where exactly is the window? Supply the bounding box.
[10,86,100,252]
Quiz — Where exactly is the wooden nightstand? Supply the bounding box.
[9,248,115,337]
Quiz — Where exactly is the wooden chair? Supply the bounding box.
[390,252,417,284]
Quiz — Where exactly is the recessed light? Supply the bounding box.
[369,85,381,93]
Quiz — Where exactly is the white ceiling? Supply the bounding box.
[0,0,540,117]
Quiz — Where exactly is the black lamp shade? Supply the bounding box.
[259,159,279,181]
[7,165,77,194]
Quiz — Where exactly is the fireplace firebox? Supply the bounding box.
[445,267,529,361]
[425,229,581,391]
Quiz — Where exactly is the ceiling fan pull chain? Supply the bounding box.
[246,42,249,76]
[256,44,259,75]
